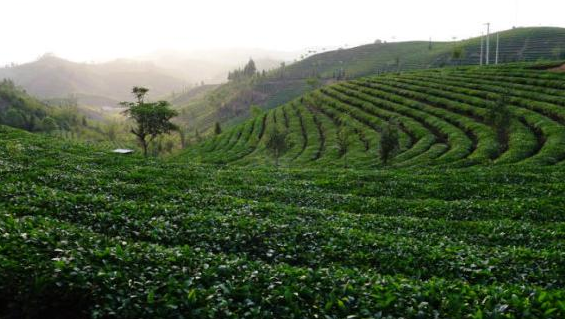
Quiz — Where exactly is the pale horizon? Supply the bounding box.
[1,0,564,66]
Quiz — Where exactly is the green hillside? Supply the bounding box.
[283,27,565,79]
[0,79,84,133]
[182,61,565,168]
[177,27,565,132]
[0,79,130,144]
[2,120,565,317]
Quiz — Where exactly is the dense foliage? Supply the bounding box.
[1,125,565,318]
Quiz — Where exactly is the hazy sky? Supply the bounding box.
[1,0,563,65]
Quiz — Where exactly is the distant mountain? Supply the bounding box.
[0,55,187,106]
[137,48,298,84]
[0,49,297,107]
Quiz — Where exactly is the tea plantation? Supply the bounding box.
[186,62,565,168]
[2,63,565,318]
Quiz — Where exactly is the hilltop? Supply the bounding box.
[176,27,565,133]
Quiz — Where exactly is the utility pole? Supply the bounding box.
[485,22,491,65]
[495,33,500,65]
[480,32,484,66]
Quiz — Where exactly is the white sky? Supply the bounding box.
[1,0,563,65]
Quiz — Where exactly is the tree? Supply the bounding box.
[179,127,187,149]
[27,115,38,131]
[132,86,149,103]
[214,122,222,135]
[250,105,264,118]
[265,127,291,167]
[243,58,257,77]
[379,119,400,165]
[194,128,202,143]
[336,124,353,168]
[486,93,512,152]
[279,62,286,79]
[305,77,321,90]
[4,108,25,129]
[121,87,178,157]
[452,47,465,65]
[106,121,119,141]
[40,116,58,133]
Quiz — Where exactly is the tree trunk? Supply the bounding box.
[141,140,148,157]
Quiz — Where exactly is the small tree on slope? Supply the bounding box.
[486,93,512,154]
[336,121,353,168]
[214,122,222,135]
[379,119,400,165]
[265,127,291,167]
[121,87,178,157]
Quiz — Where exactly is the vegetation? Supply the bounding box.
[336,123,353,167]
[3,41,565,318]
[2,124,565,318]
[379,118,400,164]
[183,61,565,168]
[486,93,512,153]
[265,127,291,166]
[227,59,259,82]
[0,79,105,139]
[121,87,178,157]
[214,121,222,135]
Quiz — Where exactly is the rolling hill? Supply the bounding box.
[181,61,565,168]
[0,55,187,106]
[176,27,565,133]
[0,49,293,108]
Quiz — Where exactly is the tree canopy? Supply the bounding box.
[265,127,291,166]
[121,87,178,157]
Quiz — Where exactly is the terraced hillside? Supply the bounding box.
[2,125,565,318]
[184,62,565,168]
[176,27,565,132]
